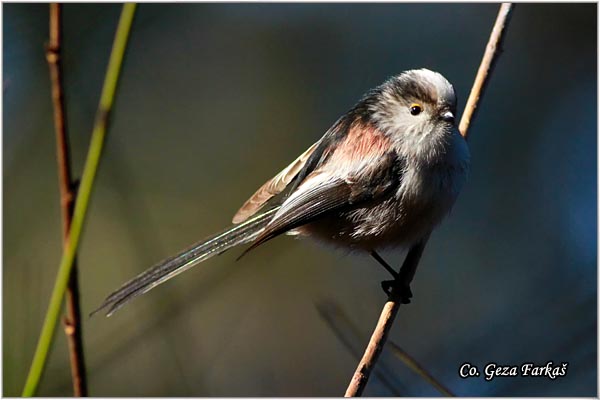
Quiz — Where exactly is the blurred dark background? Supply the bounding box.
[3,3,597,396]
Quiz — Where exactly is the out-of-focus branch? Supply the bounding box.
[344,3,514,397]
[46,3,88,396]
[316,301,405,396]
[318,299,454,396]
[21,4,137,396]
[386,341,454,397]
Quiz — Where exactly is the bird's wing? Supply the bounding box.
[232,116,351,224]
[240,148,402,256]
[232,141,320,223]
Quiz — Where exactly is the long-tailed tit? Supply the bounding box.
[94,68,470,316]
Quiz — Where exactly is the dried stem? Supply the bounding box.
[459,3,514,140]
[21,4,137,396]
[319,299,454,396]
[344,3,514,397]
[386,341,454,397]
[46,3,88,396]
[345,241,426,397]
[317,301,404,395]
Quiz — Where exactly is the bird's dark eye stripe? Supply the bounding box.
[410,103,422,116]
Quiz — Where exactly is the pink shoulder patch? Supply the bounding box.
[333,121,390,161]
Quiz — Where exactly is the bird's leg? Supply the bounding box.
[370,236,428,304]
[370,250,410,302]
[370,250,399,280]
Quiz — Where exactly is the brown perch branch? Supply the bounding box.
[344,3,514,397]
[46,3,88,396]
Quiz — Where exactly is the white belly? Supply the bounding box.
[296,131,469,250]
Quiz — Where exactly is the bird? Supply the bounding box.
[93,68,470,317]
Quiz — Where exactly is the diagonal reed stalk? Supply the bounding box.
[344,3,514,397]
[386,341,454,397]
[21,4,137,396]
[318,300,454,396]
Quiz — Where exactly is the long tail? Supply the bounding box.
[92,207,279,317]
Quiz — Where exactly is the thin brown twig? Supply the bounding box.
[459,3,514,140]
[344,240,426,397]
[46,3,88,396]
[344,3,514,397]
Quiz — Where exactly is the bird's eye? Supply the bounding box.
[409,103,422,116]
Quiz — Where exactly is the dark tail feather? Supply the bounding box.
[92,207,279,317]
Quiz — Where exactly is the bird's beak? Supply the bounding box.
[440,110,455,124]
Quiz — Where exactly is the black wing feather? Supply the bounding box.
[239,178,353,257]
[285,115,353,194]
[240,151,403,257]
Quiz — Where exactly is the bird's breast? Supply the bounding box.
[297,131,469,251]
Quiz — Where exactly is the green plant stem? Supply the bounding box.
[21,4,136,396]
